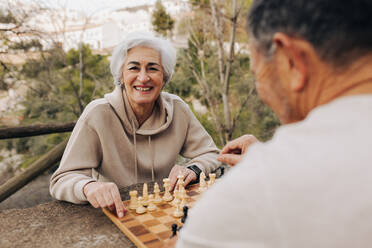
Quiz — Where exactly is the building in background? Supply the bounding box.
[13,0,190,53]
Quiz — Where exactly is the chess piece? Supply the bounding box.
[208,173,216,188]
[181,206,189,223]
[153,182,163,204]
[177,173,185,188]
[129,190,138,210]
[147,194,157,211]
[136,197,146,214]
[179,187,187,207]
[162,178,173,202]
[171,224,178,237]
[198,172,207,193]
[173,201,184,218]
[171,187,181,206]
[142,183,149,206]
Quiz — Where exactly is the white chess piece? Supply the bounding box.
[171,187,181,207]
[173,201,184,218]
[198,172,207,193]
[147,194,157,211]
[208,173,216,188]
[180,187,187,208]
[142,183,149,206]
[162,178,173,202]
[136,196,146,214]
[177,173,184,187]
[129,190,138,210]
[153,182,163,204]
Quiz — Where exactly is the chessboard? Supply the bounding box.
[103,183,202,248]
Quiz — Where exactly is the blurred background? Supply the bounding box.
[0,0,279,209]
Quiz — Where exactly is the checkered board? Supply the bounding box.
[103,183,201,248]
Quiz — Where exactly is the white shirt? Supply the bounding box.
[177,95,372,248]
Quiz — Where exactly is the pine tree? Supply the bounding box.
[151,0,175,37]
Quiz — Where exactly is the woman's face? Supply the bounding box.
[121,46,164,111]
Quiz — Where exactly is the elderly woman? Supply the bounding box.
[50,32,220,218]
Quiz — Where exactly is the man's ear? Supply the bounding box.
[273,33,310,92]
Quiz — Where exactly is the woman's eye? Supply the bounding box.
[149,67,158,71]
[129,67,138,71]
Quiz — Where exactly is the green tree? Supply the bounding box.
[151,0,175,37]
[15,44,113,156]
[165,0,279,146]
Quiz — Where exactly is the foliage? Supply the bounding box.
[164,0,280,147]
[151,0,175,37]
[10,44,113,158]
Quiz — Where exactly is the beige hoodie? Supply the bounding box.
[50,85,221,204]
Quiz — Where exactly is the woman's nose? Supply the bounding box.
[137,69,150,82]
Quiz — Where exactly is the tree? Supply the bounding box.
[151,0,175,37]
[165,0,279,146]
[0,5,43,91]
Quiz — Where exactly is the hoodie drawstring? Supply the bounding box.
[132,120,155,183]
[149,136,154,181]
[132,120,138,184]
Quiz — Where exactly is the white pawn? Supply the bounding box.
[173,201,184,218]
[147,194,157,211]
[153,182,163,204]
[129,190,138,210]
[208,173,216,188]
[162,178,173,202]
[198,172,207,193]
[142,183,149,206]
[136,196,146,214]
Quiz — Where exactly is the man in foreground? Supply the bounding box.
[176,0,372,247]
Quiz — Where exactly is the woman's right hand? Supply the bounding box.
[83,181,126,218]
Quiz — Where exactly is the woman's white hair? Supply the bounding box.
[110,31,177,86]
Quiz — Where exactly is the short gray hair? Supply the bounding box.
[110,32,177,86]
[247,0,372,67]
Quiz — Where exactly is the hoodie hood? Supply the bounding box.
[104,85,173,136]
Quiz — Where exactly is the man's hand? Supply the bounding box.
[83,181,126,218]
[168,164,197,191]
[218,134,259,166]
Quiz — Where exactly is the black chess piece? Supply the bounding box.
[171,223,178,237]
[181,206,189,223]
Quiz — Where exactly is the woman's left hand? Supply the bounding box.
[168,164,197,191]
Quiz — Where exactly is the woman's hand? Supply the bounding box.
[83,181,126,218]
[168,164,197,191]
[218,134,259,166]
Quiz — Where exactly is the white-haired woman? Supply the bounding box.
[50,32,221,218]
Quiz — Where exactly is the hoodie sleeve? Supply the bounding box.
[179,103,221,175]
[49,118,102,204]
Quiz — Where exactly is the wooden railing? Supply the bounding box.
[0,122,75,202]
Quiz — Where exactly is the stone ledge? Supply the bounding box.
[0,182,160,248]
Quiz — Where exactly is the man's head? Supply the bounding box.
[246,0,372,123]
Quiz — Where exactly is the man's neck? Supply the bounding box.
[305,55,372,112]
[319,56,372,105]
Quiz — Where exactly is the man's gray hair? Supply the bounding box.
[247,0,372,67]
[110,32,176,85]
